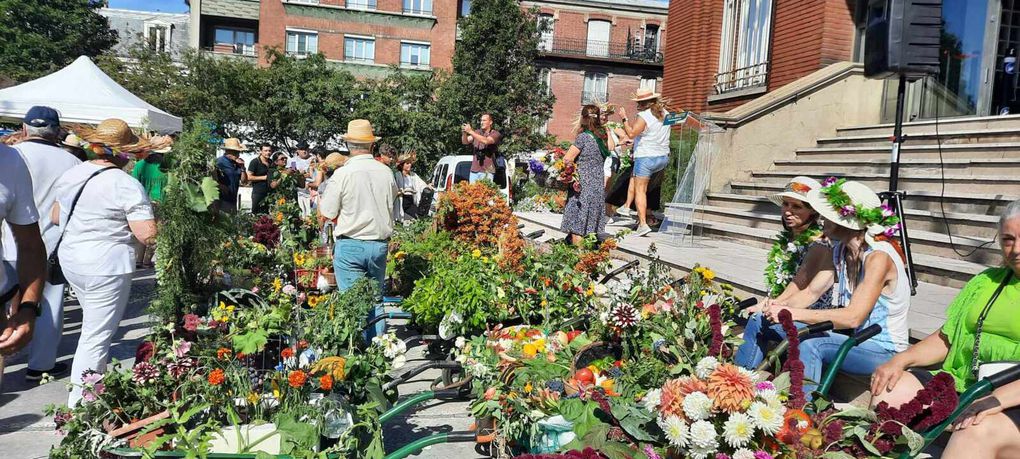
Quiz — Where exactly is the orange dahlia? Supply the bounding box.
[706,363,755,412]
[319,374,334,391]
[659,376,708,419]
[288,370,307,388]
[208,368,225,385]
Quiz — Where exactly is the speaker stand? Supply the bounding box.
[885,74,919,296]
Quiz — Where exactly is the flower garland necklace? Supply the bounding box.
[764,224,823,297]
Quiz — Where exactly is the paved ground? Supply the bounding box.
[0,270,482,458]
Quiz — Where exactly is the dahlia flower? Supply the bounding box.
[707,364,756,413]
[682,391,713,421]
[748,401,784,435]
[722,412,755,448]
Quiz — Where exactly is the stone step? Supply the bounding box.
[818,127,1020,148]
[728,181,1018,215]
[748,170,1020,195]
[515,211,959,341]
[835,114,1020,138]
[685,218,986,289]
[671,203,1001,266]
[772,158,1020,177]
[704,193,1000,238]
[794,142,1020,161]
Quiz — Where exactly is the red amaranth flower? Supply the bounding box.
[708,303,724,357]
[823,420,844,443]
[778,309,806,408]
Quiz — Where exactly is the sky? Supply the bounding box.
[108,0,189,13]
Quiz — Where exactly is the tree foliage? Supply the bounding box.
[0,0,117,84]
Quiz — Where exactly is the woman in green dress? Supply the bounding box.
[871,199,1020,458]
[131,148,168,268]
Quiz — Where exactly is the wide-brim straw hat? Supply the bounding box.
[148,135,173,154]
[62,133,82,148]
[396,151,417,165]
[631,87,661,102]
[340,119,380,143]
[768,176,822,207]
[805,180,882,231]
[323,152,348,170]
[74,118,150,154]
[222,137,247,152]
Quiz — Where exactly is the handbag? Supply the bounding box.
[48,166,118,285]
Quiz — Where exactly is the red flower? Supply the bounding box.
[135,341,155,362]
[216,347,232,360]
[319,374,333,391]
[288,370,307,388]
[208,368,225,385]
[297,340,309,350]
[779,309,806,408]
[281,347,294,359]
[708,304,724,358]
[182,314,200,332]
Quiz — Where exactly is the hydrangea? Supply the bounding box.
[748,401,784,435]
[683,391,713,421]
[722,412,755,448]
[695,356,720,379]
[688,420,719,458]
[643,388,662,412]
[659,415,689,448]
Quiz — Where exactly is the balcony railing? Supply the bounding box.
[207,43,257,57]
[714,62,769,94]
[581,90,609,105]
[403,7,432,15]
[540,37,663,64]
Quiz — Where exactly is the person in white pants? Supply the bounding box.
[52,119,156,406]
[1,106,82,380]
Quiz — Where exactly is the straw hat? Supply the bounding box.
[323,152,348,170]
[223,138,247,152]
[768,176,821,207]
[74,118,150,153]
[805,180,882,231]
[631,87,661,102]
[62,133,82,148]
[340,119,380,143]
[396,151,417,165]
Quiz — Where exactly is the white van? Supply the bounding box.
[430,155,514,200]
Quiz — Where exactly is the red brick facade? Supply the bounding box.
[662,0,857,114]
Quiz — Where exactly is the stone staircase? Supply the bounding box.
[680,115,1020,291]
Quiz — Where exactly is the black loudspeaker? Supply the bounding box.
[863,0,942,80]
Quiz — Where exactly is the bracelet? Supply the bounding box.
[18,301,41,317]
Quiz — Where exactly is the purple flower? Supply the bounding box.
[282,284,297,295]
[174,340,192,358]
[81,371,103,386]
[529,158,546,174]
[755,381,776,392]
[880,204,895,218]
[643,445,662,459]
[82,382,105,402]
[754,452,774,459]
[131,361,161,385]
[838,205,857,217]
[182,314,200,332]
[715,454,731,459]
[822,177,838,187]
[883,223,901,238]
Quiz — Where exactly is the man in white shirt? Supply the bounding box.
[2,106,81,380]
[0,143,47,376]
[319,120,397,339]
[289,141,314,217]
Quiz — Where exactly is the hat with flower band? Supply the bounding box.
[73,118,151,160]
[768,176,821,207]
[805,177,901,241]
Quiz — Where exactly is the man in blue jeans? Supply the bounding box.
[319,120,398,339]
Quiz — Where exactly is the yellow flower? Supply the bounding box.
[226,305,235,313]
[273,278,283,293]
[293,253,306,266]
[524,383,533,393]
[277,197,286,206]
[219,302,226,310]
[540,300,548,307]
[275,212,284,223]
[308,295,320,308]
[471,249,482,258]
[246,392,259,405]
[480,256,489,263]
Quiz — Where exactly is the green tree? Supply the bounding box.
[0,0,117,84]
[435,0,554,159]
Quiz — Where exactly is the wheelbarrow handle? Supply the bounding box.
[987,363,1020,389]
[806,320,835,335]
[365,311,413,328]
[853,324,882,343]
[524,229,545,240]
[816,324,883,399]
[599,259,639,284]
[737,297,758,310]
[383,431,477,459]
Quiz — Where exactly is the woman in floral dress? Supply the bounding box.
[560,105,615,245]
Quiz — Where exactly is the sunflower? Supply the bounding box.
[307,295,320,308]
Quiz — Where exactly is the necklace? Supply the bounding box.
[764,224,823,297]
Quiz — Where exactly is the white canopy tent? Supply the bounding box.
[0,56,182,133]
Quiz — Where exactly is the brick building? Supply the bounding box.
[529,0,668,141]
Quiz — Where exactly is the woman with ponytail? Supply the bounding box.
[559,105,615,246]
[617,88,671,237]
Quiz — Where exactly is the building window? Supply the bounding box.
[403,0,432,15]
[214,27,256,56]
[640,77,657,93]
[347,0,377,9]
[400,42,431,68]
[345,36,376,63]
[286,30,318,56]
[538,14,554,51]
[145,22,171,53]
[644,24,660,52]
[586,19,611,58]
[538,68,552,134]
[582,72,608,104]
[716,0,773,94]
[459,0,472,17]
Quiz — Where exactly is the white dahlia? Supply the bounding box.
[733,448,756,459]
[687,420,719,457]
[643,388,662,413]
[695,356,720,379]
[682,391,713,421]
[748,401,784,435]
[659,415,689,448]
[722,412,755,448]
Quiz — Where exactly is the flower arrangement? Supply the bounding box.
[764,225,823,297]
[819,177,900,238]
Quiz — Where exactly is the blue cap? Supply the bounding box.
[23,106,60,128]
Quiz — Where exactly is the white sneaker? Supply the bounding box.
[634,224,652,237]
[616,207,632,218]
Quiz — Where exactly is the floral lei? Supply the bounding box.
[819,177,901,238]
[764,224,823,297]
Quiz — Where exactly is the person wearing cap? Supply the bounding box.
[461,113,502,184]
[1,106,81,381]
[215,138,248,213]
[736,179,910,400]
[617,88,671,237]
[319,120,398,339]
[394,152,431,222]
[290,142,315,217]
[53,118,157,406]
[0,143,47,386]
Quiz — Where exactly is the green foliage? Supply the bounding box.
[433,0,555,159]
[302,278,378,355]
[0,0,117,83]
[153,120,235,321]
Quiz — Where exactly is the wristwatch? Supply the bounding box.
[18,301,41,317]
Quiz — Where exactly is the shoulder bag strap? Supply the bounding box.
[51,166,118,256]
